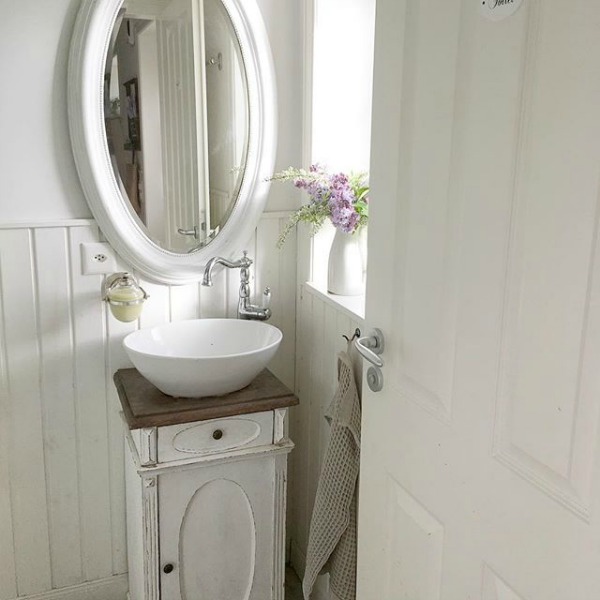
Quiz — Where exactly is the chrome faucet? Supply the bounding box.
[202,252,272,321]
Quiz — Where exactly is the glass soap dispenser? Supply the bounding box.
[102,272,148,322]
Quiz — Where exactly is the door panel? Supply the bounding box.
[159,457,275,599]
[358,0,600,598]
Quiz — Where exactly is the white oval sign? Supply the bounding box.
[480,0,523,21]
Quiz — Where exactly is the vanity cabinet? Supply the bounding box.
[115,369,297,600]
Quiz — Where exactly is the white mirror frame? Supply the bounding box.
[68,0,276,284]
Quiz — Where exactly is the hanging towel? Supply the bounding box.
[303,351,361,600]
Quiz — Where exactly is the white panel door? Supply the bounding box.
[357,1,600,598]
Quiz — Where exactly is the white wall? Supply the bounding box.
[255,0,305,213]
[0,0,90,223]
[0,1,303,598]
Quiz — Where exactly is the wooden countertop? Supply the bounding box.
[115,368,299,429]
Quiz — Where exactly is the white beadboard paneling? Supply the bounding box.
[105,330,132,578]
[199,272,228,318]
[289,284,312,556]
[0,243,17,600]
[169,283,201,321]
[34,228,83,588]
[256,214,297,390]
[0,229,53,596]
[137,276,171,329]
[0,213,297,599]
[307,294,324,511]
[105,261,138,577]
[290,285,363,579]
[68,225,114,582]
[318,306,338,456]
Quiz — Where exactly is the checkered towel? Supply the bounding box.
[303,351,361,600]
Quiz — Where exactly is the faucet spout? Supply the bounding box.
[202,253,252,287]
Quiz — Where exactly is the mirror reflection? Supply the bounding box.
[103,0,249,253]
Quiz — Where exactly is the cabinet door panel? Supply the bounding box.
[180,479,255,599]
[159,457,275,600]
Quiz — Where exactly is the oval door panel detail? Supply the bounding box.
[180,479,256,600]
[173,419,261,454]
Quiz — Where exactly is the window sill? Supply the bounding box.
[303,281,365,322]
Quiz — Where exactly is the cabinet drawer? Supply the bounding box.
[157,411,274,463]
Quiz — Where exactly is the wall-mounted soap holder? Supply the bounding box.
[102,272,149,322]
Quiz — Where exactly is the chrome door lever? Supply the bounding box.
[177,225,199,239]
[355,328,384,368]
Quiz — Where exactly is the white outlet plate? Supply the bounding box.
[80,242,118,275]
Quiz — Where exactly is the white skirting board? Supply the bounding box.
[6,575,127,600]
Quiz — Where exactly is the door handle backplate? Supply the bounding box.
[355,328,385,393]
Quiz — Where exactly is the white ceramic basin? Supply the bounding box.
[123,319,282,398]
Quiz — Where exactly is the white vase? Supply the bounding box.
[327,229,364,296]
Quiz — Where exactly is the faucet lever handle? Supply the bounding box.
[262,287,271,309]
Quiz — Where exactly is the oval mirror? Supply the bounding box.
[68,0,276,284]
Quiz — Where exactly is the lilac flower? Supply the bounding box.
[329,173,354,204]
[329,172,349,189]
[294,176,328,203]
[269,165,369,246]
[329,195,360,233]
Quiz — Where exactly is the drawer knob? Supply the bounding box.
[163,563,174,574]
[212,429,224,440]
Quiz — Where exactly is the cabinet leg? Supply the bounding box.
[143,476,160,600]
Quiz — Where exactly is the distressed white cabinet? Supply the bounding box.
[116,369,296,600]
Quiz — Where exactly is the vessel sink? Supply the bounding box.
[123,319,282,398]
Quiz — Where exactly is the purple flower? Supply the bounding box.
[329,172,349,188]
[326,172,358,232]
[328,190,360,233]
[269,164,369,243]
[293,175,327,203]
